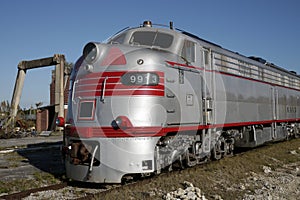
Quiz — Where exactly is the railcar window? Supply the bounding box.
[181,40,195,63]
[129,31,173,48]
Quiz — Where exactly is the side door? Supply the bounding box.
[178,40,202,125]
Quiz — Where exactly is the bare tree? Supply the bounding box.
[0,100,10,118]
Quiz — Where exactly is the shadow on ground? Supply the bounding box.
[16,141,65,177]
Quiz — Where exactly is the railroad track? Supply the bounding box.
[0,174,155,200]
[0,179,125,199]
[1,182,67,200]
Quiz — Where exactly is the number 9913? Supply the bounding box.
[121,72,159,86]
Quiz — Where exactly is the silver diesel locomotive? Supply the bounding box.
[58,21,300,183]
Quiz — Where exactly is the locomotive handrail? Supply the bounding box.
[89,145,99,174]
[100,77,108,103]
[72,80,78,103]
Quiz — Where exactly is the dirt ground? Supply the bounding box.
[0,135,64,195]
[0,136,299,200]
[96,138,300,200]
[0,135,62,149]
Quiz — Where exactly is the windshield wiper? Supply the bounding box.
[151,31,158,46]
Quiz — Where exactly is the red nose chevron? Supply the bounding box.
[100,47,127,66]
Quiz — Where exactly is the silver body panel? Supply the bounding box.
[214,73,273,124]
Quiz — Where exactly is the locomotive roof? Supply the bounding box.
[179,28,299,79]
[108,21,299,79]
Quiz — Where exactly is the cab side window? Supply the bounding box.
[181,40,195,63]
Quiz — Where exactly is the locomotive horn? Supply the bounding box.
[170,21,173,30]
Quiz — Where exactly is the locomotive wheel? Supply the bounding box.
[224,139,234,157]
[294,128,300,139]
[211,137,225,160]
[212,146,222,160]
[185,152,198,167]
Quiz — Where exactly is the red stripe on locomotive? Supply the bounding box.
[74,71,164,97]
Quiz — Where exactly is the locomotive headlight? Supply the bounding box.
[83,42,98,63]
[121,72,159,86]
[112,116,133,130]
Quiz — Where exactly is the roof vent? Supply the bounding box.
[248,56,266,64]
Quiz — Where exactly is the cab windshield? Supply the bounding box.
[129,31,173,48]
[109,30,174,49]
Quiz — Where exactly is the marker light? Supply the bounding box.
[56,117,65,127]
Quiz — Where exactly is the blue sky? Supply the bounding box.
[0,0,299,108]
